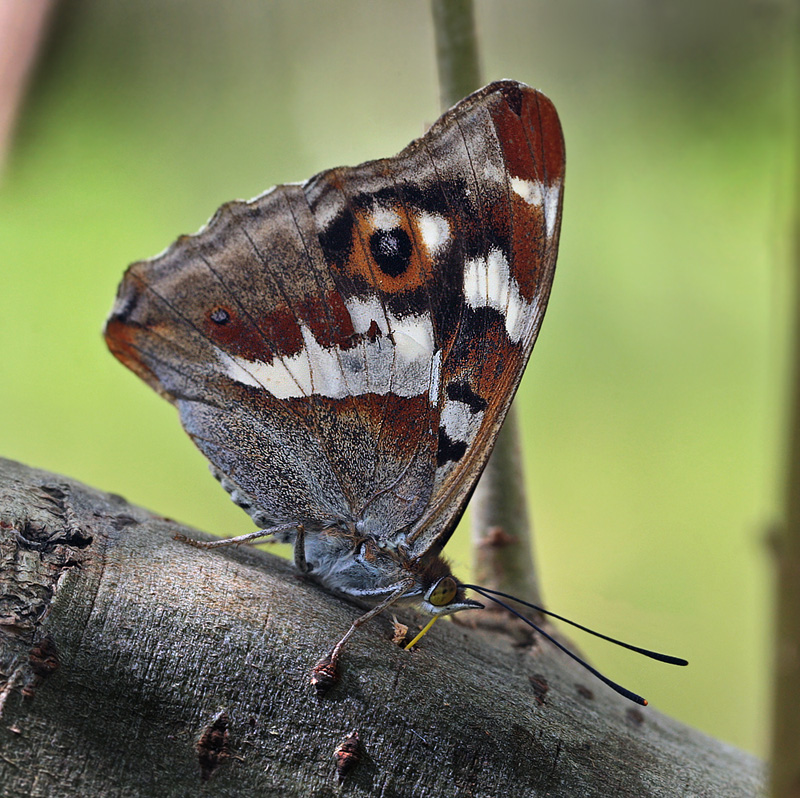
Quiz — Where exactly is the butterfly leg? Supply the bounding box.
[311,580,415,695]
[173,522,301,549]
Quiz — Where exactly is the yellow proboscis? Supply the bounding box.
[404,616,439,650]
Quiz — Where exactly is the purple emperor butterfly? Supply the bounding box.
[105,81,685,705]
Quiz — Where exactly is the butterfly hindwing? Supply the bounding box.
[104,80,564,550]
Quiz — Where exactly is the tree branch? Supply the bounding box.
[0,458,763,795]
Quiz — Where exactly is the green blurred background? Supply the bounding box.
[1,0,792,757]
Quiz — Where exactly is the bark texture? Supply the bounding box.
[0,458,763,797]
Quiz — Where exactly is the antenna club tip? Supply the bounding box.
[643,699,649,706]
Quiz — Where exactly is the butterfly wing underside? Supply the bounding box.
[399,82,565,556]
[104,80,564,555]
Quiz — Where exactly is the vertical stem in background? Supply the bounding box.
[469,408,541,602]
[430,0,482,110]
[770,24,800,794]
[430,0,542,606]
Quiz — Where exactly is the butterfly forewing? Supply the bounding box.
[104,80,564,549]
[401,83,565,555]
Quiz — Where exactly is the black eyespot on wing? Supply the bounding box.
[209,307,231,325]
[437,427,467,466]
[370,228,412,277]
[446,381,488,414]
[318,210,354,267]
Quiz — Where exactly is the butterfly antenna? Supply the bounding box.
[463,584,687,665]
[463,585,687,706]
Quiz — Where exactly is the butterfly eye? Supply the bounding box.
[427,576,458,607]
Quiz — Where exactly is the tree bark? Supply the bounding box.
[0,458,763,796]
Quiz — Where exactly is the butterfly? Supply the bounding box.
[105,80,685,705]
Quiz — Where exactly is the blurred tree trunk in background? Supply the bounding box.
[769,10,800,796]
[0,0,53,173]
